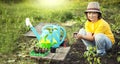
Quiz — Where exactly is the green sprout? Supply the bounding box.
[84,47,101,64]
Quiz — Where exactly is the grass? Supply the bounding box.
[0,1,86,53]
[0,1,120,63]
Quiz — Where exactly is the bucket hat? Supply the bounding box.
[85,2,101,13]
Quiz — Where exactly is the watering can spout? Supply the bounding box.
[25,18,41,40]
[25,18,33,27]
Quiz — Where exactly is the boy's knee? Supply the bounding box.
[94,33,105,41]
[78,28,86,35]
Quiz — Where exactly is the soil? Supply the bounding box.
[38,39,120,64]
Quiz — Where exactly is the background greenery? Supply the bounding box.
[0,0,120,63]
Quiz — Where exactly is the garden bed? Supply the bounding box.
[1,39,119,64]
[39,40,120,64]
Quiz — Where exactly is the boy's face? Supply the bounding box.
[87,12,98,22]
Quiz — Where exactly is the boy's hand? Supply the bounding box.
[76,34,83,39]
[73,32,78,39]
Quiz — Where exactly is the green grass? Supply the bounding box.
[0,1,120,63]
[0,1,86,54]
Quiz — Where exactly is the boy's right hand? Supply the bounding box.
[73,32,78,39]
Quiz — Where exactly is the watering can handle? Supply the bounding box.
[42,24,54,31]
[59,26,66,44]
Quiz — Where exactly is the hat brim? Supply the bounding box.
[85,10,101,13]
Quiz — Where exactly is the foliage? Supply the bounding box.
[0,0,120,63]
[0,0,25,3]
[117,56,120,62]
[84,47,101,64]
[84,0,120,4]
[60,11,73,22]
[0,3,29,54]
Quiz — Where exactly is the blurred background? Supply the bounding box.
[0,0,120,63]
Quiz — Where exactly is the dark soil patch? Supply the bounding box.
[49,41,87,64]
[46,40,120,64]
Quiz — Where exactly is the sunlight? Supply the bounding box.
[39,0,68,8]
